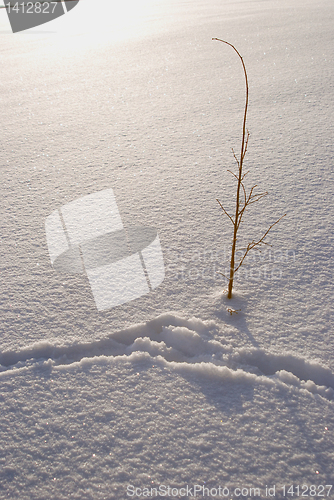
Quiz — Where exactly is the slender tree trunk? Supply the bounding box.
[213,39,249,299]
[214,39,285,299]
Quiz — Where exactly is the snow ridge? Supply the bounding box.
[1,314,333,400]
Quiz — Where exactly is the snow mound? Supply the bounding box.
[1,314,333,400]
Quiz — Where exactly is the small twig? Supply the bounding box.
[227,169,239,181]
[216,199,234,225]
[247,191,268,204]
[234,214,286,272]
[218,272,229,280]
[227,307,241,316]
[240,181,247,210]
[231,148,240,166]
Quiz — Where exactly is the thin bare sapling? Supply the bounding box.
[213,38,286,299]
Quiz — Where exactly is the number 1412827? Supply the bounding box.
[282,485,332,497]
[6,3,58,14]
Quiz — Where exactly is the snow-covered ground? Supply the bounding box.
[0,0,333,498]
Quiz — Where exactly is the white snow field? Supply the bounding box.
[0,0,334,498]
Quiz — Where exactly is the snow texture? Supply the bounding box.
[0,0,333,498]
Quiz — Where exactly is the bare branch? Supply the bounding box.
[246,185,257,202]
[234,214,287,273]
[237,200,248,230]
[231,148,239,166]
[227,169,239,181]
[237,206,248,231]
[218,272,229,280]
[249,191,267,199]
[236,181,249,224]
[240,180,247,210]
[237,240,272,253]
[247,191,268,204]
[237,185,267,230]
[216,199,234,224]
[237,183,255,221]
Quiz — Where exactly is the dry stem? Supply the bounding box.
[213,38,285,298]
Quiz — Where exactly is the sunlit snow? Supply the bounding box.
[0,0,333,498]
